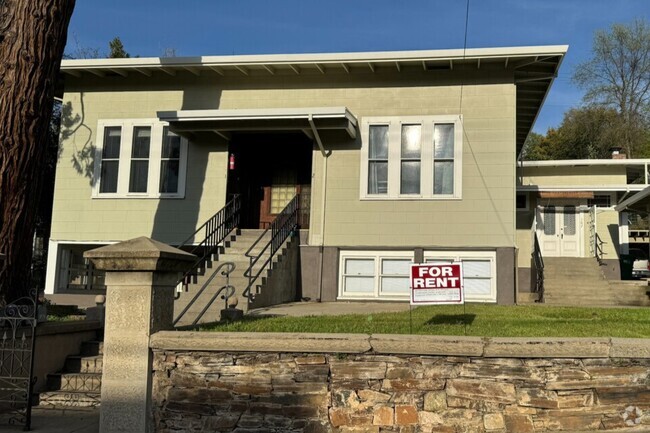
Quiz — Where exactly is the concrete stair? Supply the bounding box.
[174,229,295,326]
[37,340,103,408]
[542,257,649,306]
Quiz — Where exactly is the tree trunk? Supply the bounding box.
[0,0,75,303]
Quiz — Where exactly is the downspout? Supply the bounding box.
[308,115,331,301]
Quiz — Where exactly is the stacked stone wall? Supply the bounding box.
[151,333,650,432]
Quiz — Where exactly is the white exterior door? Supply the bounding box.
[537,206,582,257]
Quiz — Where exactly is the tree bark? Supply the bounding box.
[0,0,75,302]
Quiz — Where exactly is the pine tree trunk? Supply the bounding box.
[0,0,75,303]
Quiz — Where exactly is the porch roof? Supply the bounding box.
[615,186,650,213]
[157,106,358,141]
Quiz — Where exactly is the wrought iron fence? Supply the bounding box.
[0,290,38,430]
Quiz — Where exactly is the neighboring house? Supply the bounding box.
[45,45,569,307]
[516,157,650,299]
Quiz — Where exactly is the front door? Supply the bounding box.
[226,132,313,229]
[536,206,582,257]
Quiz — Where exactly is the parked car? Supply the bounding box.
[629,248,650,279]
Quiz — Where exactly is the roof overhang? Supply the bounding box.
[521,159,650,167]
[615,186,650,213]
[61,45,568,152]
[157,107,358,150]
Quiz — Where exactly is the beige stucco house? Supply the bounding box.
[46,45,570,306]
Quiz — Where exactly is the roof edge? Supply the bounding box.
[61,45,569,69]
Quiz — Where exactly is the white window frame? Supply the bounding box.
[339,250,414,300]
[360,115,463,200]
[424,250,497,303]
[93,119,188,199]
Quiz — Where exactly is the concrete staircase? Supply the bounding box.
[174,229,297,326]
[543,257,649,306]
[38,340,103,408]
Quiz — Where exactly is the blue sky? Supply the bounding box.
[66,0,648,133]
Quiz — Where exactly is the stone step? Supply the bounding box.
[65,355,103,374]
[47,372,102,393]
[37,391,101,408]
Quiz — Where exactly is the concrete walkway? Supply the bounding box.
[248,301,412,317]
[25,407,99,433]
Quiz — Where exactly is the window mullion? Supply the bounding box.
[118,123,133,195]
[149,125,163,196]
[421,122,434,198]
[387,121,400,198]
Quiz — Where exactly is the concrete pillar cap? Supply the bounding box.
[84,236,196,272]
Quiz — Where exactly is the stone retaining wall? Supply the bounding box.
[151,333,650,432]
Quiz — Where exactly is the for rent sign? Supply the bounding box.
[410,263,464,305]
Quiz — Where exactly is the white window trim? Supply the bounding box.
[423,250,497,303]
[338,250,414,301]
[93,119,188,199]
[359,115,463,200]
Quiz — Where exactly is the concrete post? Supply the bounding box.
[85,237,195,433]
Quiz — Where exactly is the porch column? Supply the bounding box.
[85,237,195,433]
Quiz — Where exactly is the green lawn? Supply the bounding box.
[201,304,650,338]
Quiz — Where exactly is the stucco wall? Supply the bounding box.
[52,66,516,248]
[594,208,620,260]
[150,332,650,432]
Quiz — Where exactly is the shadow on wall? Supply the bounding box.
[607,224,621,259]
[150,82,224,245]
[61,93,96,186]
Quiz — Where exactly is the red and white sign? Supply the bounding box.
[410,263,464,305]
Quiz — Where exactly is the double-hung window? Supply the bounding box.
[94,120,187,198]
[99,127,121,193]
[361,116,462,200]
[160,127,181,194]
[129,127,151,193]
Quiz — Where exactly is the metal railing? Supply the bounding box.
[595,232,605,265]
[532,232,545,303]
[176,194,240,291]
[243,195,299,301]
[173,262,236,326]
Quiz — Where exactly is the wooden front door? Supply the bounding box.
[259,179,311,229]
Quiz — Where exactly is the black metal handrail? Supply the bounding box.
[242,195,299,301]
[532,232,545,303]
[176,194,240,291]
[173,262,236,326]
[595,232,605,265]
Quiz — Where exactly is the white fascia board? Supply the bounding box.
[517,185,648,192]
[61,45,568,71]
[158,107,357,125]
[521,159,650,167]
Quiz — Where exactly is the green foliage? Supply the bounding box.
[200,305,650,338]
[108,37,130,58]
[522,106,635,160]
[573,19,650,157]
